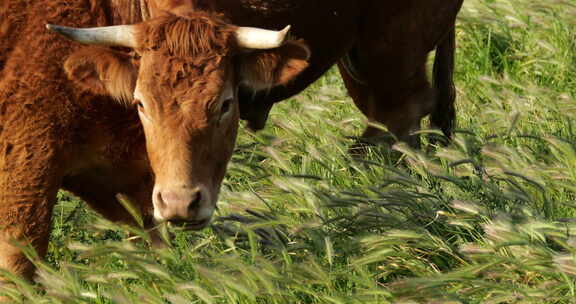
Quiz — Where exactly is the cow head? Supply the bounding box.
[47,12,309,229]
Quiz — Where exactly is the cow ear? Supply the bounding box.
[64,47,137,103]
[239,40,310,91]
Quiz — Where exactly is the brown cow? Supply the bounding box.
[0,0,462,280]
[0,0,307,280]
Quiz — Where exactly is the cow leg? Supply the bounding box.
[0,143,61,281]
[0,191,57,281]
[337,60,389,153]
[370,74,436,149]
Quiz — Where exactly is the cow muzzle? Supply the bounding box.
[152,185,214,229]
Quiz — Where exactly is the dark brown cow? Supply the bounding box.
[0,0,462,280]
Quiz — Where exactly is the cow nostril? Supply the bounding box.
[189,191,202,213]
[156,192,167,210]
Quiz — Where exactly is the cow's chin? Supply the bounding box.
[153,207,215,231]
[169,218,212,231]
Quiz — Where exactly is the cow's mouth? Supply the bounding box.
[168,218,211,230]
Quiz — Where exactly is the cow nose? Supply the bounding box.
[157,188,202,221]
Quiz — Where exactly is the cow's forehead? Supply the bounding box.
[139,49,229,73]
[135,54,231,105]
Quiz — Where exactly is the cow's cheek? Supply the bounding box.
[138,119,162,172]
[212,117,239,186]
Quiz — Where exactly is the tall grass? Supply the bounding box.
[3,0,576,302]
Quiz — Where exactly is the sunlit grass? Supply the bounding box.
[3,0,576,303]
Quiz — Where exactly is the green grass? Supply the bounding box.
[4,0,576,302]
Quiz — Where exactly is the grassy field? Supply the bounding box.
[3,0,576,303]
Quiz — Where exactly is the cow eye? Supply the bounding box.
[221,98,233,115]
[135,100,144,109]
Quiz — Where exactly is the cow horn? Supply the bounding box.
[235,25,291,49]
[46,24,138,48]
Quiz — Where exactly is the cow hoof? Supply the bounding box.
[347,133,395,156]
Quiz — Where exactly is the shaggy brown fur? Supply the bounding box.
[136,13,236,58]
[0,0,150,280]
[0,0,30,73]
